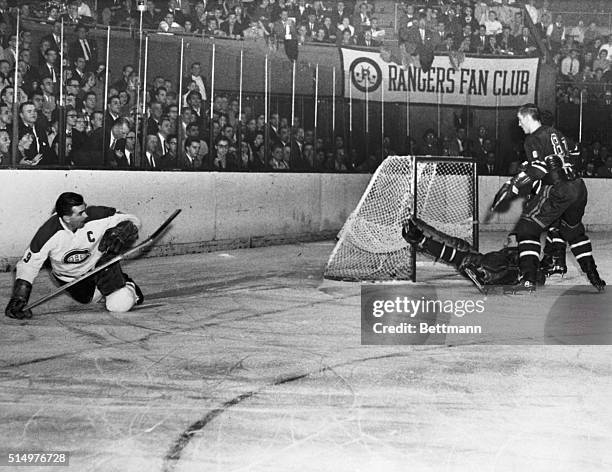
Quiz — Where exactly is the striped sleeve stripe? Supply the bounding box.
[519,240,541,246]
[520,251,541,258]
[570,239,591,249]
[575,252,593,260]
[552,238,565,244]
[449,248,456,263]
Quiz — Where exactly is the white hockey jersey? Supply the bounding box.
[16,206,141,284]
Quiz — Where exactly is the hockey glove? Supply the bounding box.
[402,218,425,246]
[491,179,519,212]
[5,279,33,319]
[99,220,139,255]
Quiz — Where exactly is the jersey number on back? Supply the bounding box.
[550,133,566,157]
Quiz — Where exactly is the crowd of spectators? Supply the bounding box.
[16,0,389,49]
[0,0,610,177]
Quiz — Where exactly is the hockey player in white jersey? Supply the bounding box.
[6,192,144,319]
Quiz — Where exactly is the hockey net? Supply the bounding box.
[324,156,477,281]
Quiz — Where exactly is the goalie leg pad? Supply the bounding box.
[105,285,138,312]
[514,219,542,284]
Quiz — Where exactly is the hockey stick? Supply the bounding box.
[23,209,182,312]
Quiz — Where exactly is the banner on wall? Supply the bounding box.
[341,48,540,108]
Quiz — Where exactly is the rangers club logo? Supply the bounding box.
[63,249,91,264]
[350,58,382,93]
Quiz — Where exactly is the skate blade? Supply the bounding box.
[463,267,487,295]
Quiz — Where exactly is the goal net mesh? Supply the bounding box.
[324,156,476,281]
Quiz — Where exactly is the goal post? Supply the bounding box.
[324,155,478,282]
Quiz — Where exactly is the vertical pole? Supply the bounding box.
[473,161,479,252]
[102,26,111,164]
[495,94,500,164]
[291,59,296,128]
[11,10,19,166]
[209,42,216,149]
[264,54,269,161]
[381,77,385,160]
[436,90,441,140]
[142,36,149,116]
[411,156,418,282]
[238,48,243,123]
[177,38,185,164]
[140,35,149,165]
[579,89,584,144]
[134,10,144,164]
[405,86,410,154]
[58,20,66,164]
[332,67,336,139]
[314,64,319,155]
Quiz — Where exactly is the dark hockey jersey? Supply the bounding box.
[522,125,575,186]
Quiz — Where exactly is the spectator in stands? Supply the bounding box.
[222,12,244,38]
[570,19,586,45]
[210,135,238,170]
[473,25,488,54]
[547,14,566,53]
[0,128,9,165]
[179,136,203,170]
[61,1,81,25]
[498,26,515,54]
[583,22,599,46]
[560,49,581,80]
[418,129,440,156]
[515,26,538,57]
[18,102,51,166]
[71,24,97,72]
[596,155,612,178]
[484,11,503,37]
[160,12,184,33]
[592,49,610,74]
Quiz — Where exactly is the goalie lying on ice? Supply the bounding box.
[401,217,545,293]
[5,192,144,320]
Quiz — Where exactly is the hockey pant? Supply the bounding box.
[515,178,595,282]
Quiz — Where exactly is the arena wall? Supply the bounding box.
[1,171,610,270]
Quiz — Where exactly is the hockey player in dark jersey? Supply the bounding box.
[491,103,605,293]
[401,217,544,293]
[5,192,144,320]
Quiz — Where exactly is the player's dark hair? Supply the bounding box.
[55,192,84,217]
[518,103,541,122]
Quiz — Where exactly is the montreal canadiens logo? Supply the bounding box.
[63,249,91,264]
[350,58,382,93]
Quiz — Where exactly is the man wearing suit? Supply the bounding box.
[447,127,472,157]
[472,25,488,53]
[221,12,244,38]
[71,24,97,72]
[18,101,52,165]
[40,21,62,57]
[399,15,435,52]
[514,27,538,56]
[178,137,203,170]
[273,9,298,39]
[154,116,172,164]
[183,62,208,104]
[356,30,380,48]
[87,117,130,168]
[105,95,122,128]
[142,135,160,170]
[38,47,60,85]
[1,35,18,70]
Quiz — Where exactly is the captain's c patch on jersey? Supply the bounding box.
[63,249,91,264]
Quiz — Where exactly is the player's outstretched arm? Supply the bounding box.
[5,279,33,320]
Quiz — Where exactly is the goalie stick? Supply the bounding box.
[22,209,182,312]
